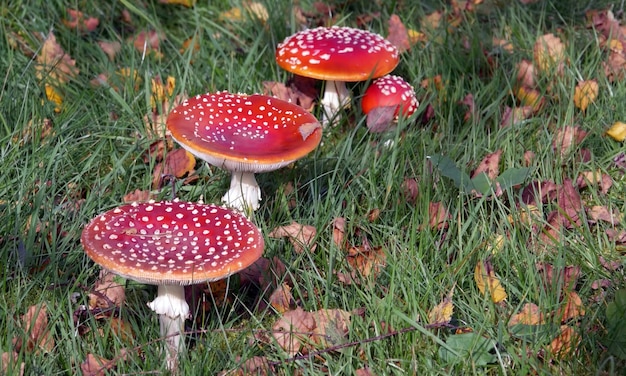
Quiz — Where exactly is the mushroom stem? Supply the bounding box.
[147,284,190,372]
[222,171,261,213]
[320,80,350,126]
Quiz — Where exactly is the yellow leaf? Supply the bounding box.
[515,86,543,112]
[474,261,507,303]
[150,76,176,110]
[573,80,598,112]
[159,0,196,7]
[533,33,566,74]
[508,303,544,326]
[606,121,626,141]
[428,287,454,325]
[44,84,63,113]
[486,234,505,255]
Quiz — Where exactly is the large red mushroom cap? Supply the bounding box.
[361,75,419,118]
[81,200,264,285]
[276,26,399,81]
[166,92,322,173]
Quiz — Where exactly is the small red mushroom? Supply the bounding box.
[276,26,399,126]
[361,75,418,133]
[166,91,322,213]
[81,200,264,371]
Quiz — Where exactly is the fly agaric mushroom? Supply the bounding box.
[361,75,418,118]
[276,26,399,126]
[166,91,322,213]
[81,200,264,371]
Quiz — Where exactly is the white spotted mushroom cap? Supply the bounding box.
[276,26,399,82]
[166,92,322,173]
[81,200,264,285]
[361,75,418,118]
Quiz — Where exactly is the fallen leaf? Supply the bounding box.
[1,352,24,376]
[272,307,316,355]
[97,41,121,61]
[428,287,454,326]
[536,263,580,292]
[603,51,626,82]
[523,150,535,166]
[556,291,585,322]
[607,121,626,141]
[366,105,397,133]
[130,30,164,58]
[159,0,196,6]
[508,303,544,326]
[492,36,513,53]
[332,217,347,248]
[152,148,196,189]
[474,260,507,303]
[269,222,317,254]
[310,308,351,347]
[269,283,293,313]
[36,32,78,84]
[13,303,55,353]
[81,353,115,376]
[516,60,536,88]
[387,14,410,53]
[401,178,419,204]
[556,180,583,228]
[337,244,387,284]
[520,180,558,205]
[355,367,375,376]
[459,93,477,123]
[238,256,288,292]
[576,170,613,194]
[151,76,176,110]
[44,84,63,113]
[515,86,544,112]
[552,126,587,158]
[533,33,566,74]
[427,201,450,230]
[573,80,599,112]
[63,9,99,33]
[88,270,126,312]
[122,189,155,203]
[225,356,274,376]
[549,325,580,358]
[500,106,533,128]
[507,204,541,227]
[262,76,318,112]
[472,150,502,181]
[366,208,381,222]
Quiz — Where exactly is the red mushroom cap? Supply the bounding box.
[361,75,418,117]
[81,200,264,285]
[276,26,399,82]
[166,92,322,173]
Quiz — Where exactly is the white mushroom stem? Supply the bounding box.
[147,284,190,372]
[222,171,261,213]
[320,80,351,126]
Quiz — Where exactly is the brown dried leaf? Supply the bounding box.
[81,353,115,376]
[587,205,620,225]
[63,9,99,33]
[427,201,450,230]
[269,283,294,314]
[122,189,155,204]
[556,291,585,323]
[130,30,164,58]
[552,126,587,158]
[13,303,55,353]
[36,32,78,84]
[472,150,502,181]
[556,180,583,228]
[366,105,397,133]
[508,303,544,326]
[152,148,196,189]
[338,245,387,285]
[310,309,351,347]
[97,41,121,61]
[238,256,288,291]
[387,14,410,53]
[1,352,24,376]
[332,217,347,249]
[262,77,318,112]
[500,106,533,128]
[516,59,536,88]
[272,308,316,355]
[576,170,613,194]
[520,180,558,205]
[533,33,566,74]
[225,356,274,376]
[536,263,580,292]
[269,222,317,254]
[401,178,419,205]
[549,325,580,358]
[523,150,535,167]
[459,93,476,123]
[88,270,126,312]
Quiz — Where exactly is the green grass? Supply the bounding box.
[1,0,625,374]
